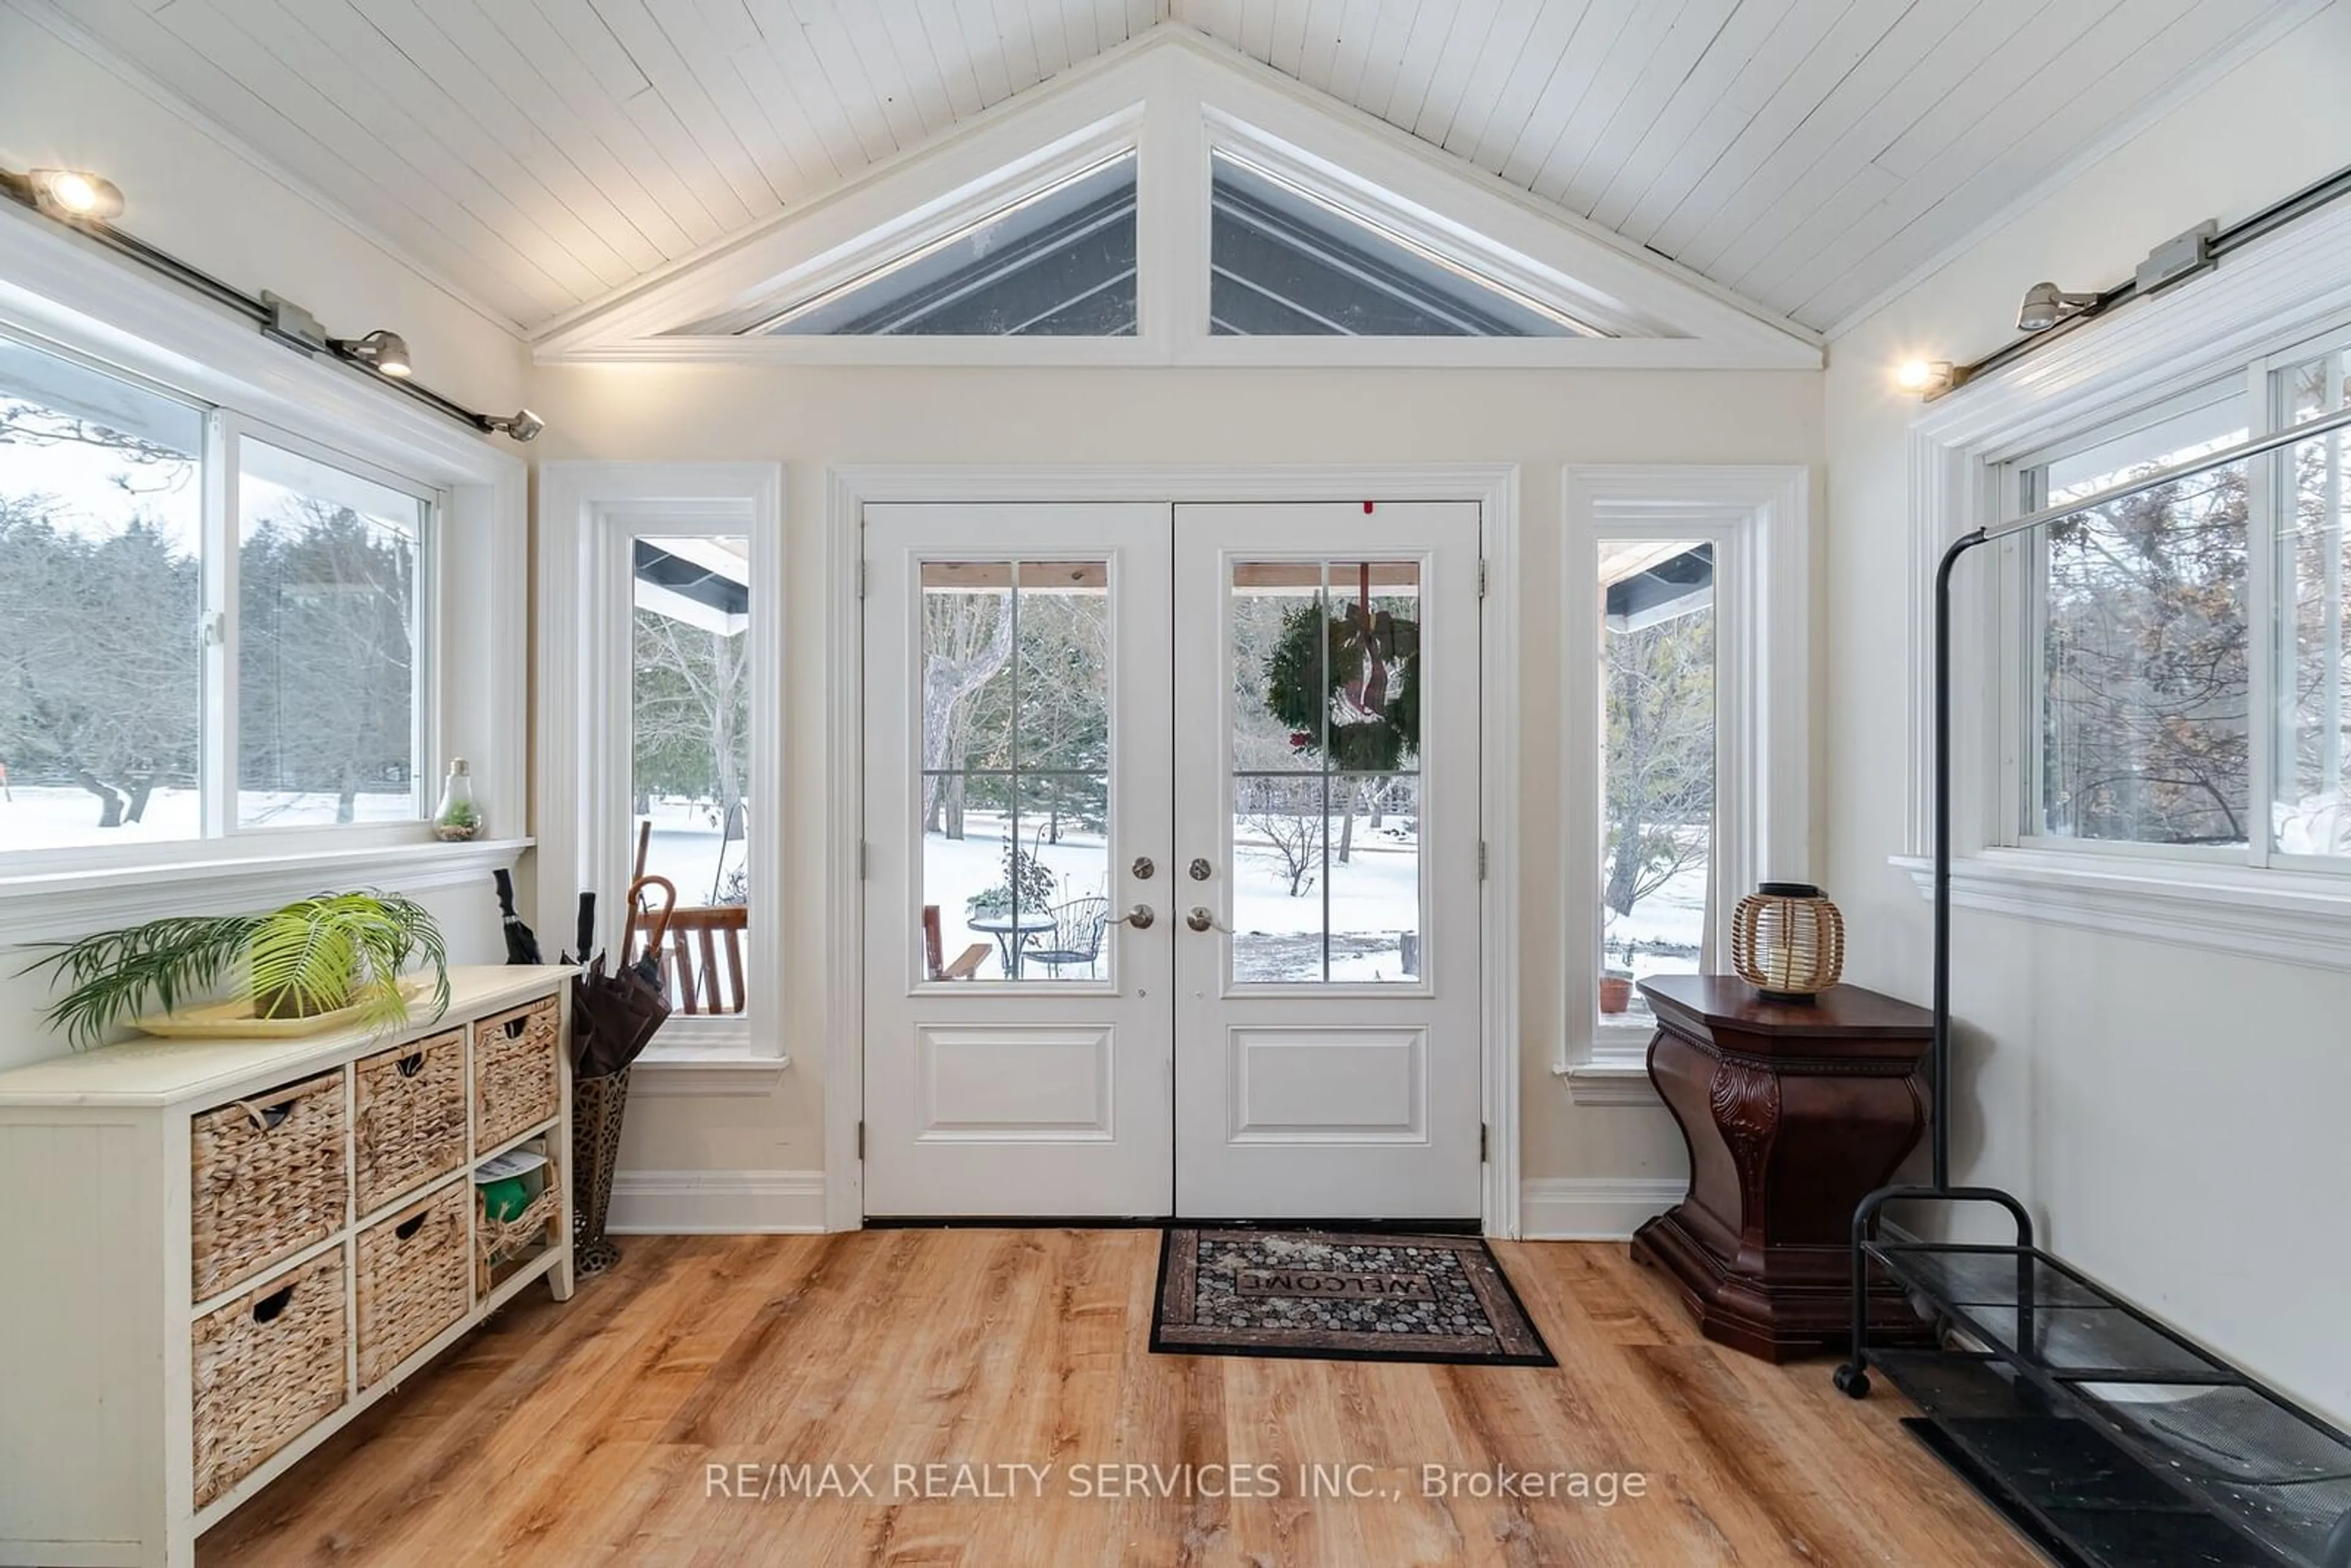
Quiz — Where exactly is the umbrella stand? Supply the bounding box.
[566,883,675,1277]
[570,1066,631,1275]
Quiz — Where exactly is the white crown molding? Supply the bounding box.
[533,27,1820,370]
[606,1169,827,1234]
[1518,1177,1683,1242]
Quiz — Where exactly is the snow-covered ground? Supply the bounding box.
[634,797,749,907]
[11,783,1705,1002]
[634,798,1708,992]
[1605,849,1709,1016]
[2,783,416,850]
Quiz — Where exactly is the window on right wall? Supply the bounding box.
[2004,326,2351,866]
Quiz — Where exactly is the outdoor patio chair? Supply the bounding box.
[1027,896,1110,978]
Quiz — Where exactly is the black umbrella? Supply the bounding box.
[571,955,669,1079]
[492,869,542,965]
[568,885,673,1080]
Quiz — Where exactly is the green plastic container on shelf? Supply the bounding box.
[478,1176,531,1221]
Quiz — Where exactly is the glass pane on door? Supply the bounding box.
[919,560,1112,981]
[1227,559,1423,983]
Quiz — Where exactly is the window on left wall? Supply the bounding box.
[0,329,433,857]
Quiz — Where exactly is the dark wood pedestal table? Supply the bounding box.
[1630,975,1937,1363]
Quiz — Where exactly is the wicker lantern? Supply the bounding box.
[1730,882,1845,1002]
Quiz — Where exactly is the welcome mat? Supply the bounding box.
[1150,1228,1555,1367]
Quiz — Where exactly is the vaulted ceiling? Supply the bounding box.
[32,0,2313,337]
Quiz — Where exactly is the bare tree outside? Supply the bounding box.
[1602,606,1716,955]
[920,588,1013,839]
[2039,463,2251,846]
[629,542,754,906]
[1236,775,1325,897]
[0,371,204,839]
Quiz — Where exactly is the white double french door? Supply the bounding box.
[861,500,1482,1221]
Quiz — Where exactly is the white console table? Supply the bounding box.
[0,964,576,1568]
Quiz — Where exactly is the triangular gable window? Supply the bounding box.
[712,151,1136,337]
[1209,152,1600,339]
[555,34,1821,367]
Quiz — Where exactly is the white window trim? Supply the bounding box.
[1899,192,2351,971]
[531,31,1820,372]
[1558,467,1812,1105]
[537,462,786,1090]
[0,202,529,948]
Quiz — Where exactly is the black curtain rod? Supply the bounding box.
[0,171,535,440]
[1943,160,2351,394]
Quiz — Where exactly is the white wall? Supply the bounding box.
[0,4,527,413]
[1825,1,2351,1424]
[530,362,1823,1197]
[0,6,526,1062]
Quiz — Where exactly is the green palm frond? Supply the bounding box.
[23,889,450,1050]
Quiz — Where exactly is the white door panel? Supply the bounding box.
[1171,503,1483,1220]
[861,503,1173,1218]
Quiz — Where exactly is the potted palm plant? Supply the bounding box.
[28,890,450,1049]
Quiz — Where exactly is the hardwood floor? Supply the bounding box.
[199,1232,2037,1567]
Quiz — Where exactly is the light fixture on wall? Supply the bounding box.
[332,328,413,378]
[2014,281,2101,333]
[483,409,544,443]
[1894,359,1953,395]
[4,167,546,443]
[25,167,126,220]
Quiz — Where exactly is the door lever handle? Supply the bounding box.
[1185,907,1226,934]
[1116,904,1157,930]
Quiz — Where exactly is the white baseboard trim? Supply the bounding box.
[1518,1177,1684,1241]
[607,1169,828,1234]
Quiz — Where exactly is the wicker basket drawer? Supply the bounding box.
[473,998,560,1150]
[475,1146,562,1300]
[356,1183,468,1389]
[191,1248,348,1509]
[353,1029,467,1215]
[191,1071,349,1301]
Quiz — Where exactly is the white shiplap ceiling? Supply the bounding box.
[25,0,2318,336]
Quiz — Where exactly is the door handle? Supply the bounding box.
[1116,904,1157,930]
[1185,907,1226,933]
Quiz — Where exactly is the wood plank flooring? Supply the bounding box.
[198,1232,2038,1567]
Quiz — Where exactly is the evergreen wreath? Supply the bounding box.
[1263,598,1420,773]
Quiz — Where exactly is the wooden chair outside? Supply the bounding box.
[924,905,989,981]
[625,872,749,1016]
